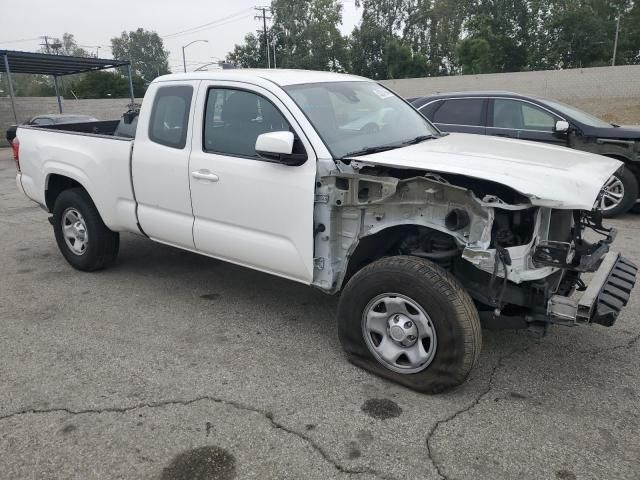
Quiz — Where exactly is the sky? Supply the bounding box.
[1,0,362,72]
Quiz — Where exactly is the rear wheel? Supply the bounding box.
[52,188,119,271]
[599,167,638,218]
[337,256,481,394]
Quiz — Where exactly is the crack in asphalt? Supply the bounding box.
[573,331,640,356]
[0,395,392,479]
[422,330,640,480]
[424,345,533,480]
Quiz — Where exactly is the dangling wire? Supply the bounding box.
[489,247,510,315]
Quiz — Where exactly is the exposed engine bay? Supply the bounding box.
[312,161,629,332]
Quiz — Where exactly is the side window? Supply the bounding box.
[521,103,556,131]
[493,99,556,131]
[419,100,443,120]
[432,99,485,126]
[32,117,54,126]
[203,88,294,158]
[149,85,193,149]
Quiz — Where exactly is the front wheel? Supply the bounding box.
[337,256,481,394]
[52,188,119,271]
[599,167,638,218]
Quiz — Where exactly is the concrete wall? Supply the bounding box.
[1,97,142,146]
[382,65,640,125]
[3,65,640,146]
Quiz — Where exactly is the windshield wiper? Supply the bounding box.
[340,135,437,160]
[402,134,436,145]
[340,144,404,159]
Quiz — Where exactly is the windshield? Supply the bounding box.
[538,99,612,128]
[285,81,440,159]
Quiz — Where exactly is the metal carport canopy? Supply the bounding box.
[1,50,134,123]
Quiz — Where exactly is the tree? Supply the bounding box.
[350,23,389,79]
[350,0,406,78]
[355,0,409,38]
[111,29,170,83]
[457,0,530,73]
[404,0,472,75]
[271,0,349,71]
[228,0,349,71]
[617,1,640,65]
[227,0,640,77]
[384,39,429,78]
[69,71,146,99]
[456,37,492,74]
[227,33,267,68]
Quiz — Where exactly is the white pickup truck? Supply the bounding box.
[13,70,637,393]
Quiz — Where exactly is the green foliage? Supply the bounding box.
[111,29,170,83]
[226,33,266,68]
[270,0,349,71]
[404,0,473,75]
[9,74,55,97]
[457,38,492,74]
[350,23,389,79]
[384,39,429,78]
[68,71,146,99]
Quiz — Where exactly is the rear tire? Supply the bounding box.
[52,188,119,271]
[337,256,481,394]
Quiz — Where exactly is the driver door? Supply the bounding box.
[188,82,317,284]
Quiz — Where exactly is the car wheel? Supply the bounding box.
[337,256,481,394]
[598,167,638,218]
[52,188,119,271]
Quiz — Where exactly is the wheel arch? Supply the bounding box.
[45,173,91,212]
[340,223,461,291]
[602,154,640,178]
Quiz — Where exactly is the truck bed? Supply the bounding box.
[16,124,139,234]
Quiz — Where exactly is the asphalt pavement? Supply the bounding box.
[1,149,639,480]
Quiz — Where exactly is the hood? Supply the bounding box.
[354,133,622,210]
[587,125,640,140]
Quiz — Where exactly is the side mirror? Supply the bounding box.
[255,131,307,166]
[555,120,570,133]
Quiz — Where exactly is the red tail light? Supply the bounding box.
[11,138,20,172]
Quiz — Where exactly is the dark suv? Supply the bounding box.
[411,92,640,217]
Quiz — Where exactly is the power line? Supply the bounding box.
[163,8,254,39]
[0,36,41,45]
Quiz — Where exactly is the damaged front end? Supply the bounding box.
[313,161,637,334]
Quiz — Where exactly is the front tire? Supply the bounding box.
[52,188,119,271]
[337,256,481,394]
[599,167,638,218]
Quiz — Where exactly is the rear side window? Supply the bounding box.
[149,86,193,149]
[32,117,54,126]
[432,99,485,126]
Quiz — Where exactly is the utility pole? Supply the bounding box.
[255,6,272,68]
[41,35,51,54]
[612,14,621,67]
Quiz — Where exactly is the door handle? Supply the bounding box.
[191,170,220,182]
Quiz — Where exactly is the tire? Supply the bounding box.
[337,256,481,394]
[599,167,638,218]
[52,188,119,271]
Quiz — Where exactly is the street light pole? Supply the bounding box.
[181,39,209,73]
